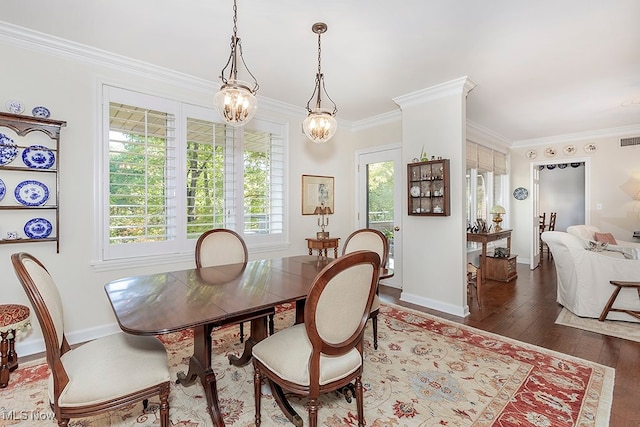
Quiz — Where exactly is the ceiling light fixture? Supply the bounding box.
[213,0,259,127]
[303,22,338,144]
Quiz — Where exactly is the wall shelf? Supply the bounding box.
[0,112,66,252]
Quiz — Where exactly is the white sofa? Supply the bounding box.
[566,224,640,249]
[542,230,640,322]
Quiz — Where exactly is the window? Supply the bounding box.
[101,86,286,262]
[466,141,508,229]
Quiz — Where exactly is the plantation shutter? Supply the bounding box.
[242,122,285,237]
[108,103,177,248]
[185,116,236,238]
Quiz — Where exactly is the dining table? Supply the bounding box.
[104,254,392,427]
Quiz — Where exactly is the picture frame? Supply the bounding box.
[301,174,334,215]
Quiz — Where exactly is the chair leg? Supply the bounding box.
[476,269,482,309]
[307,397,318,427]
[371,315,378,350]
[355,376,364,427]
[239,323,244,343]
[159,382,170,427]
[269,314,274,335]
[254,363,262,426]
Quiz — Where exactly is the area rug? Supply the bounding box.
[555,307,640,343]
[1,303,613,426]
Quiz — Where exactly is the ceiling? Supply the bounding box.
[3,0,639,142]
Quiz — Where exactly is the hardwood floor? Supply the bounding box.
[379,259,640,427]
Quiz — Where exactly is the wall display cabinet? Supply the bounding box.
[0,112,66,252]
[407,158,450,216]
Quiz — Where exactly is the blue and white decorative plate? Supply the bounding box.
[6,99,25,114]
[22,145,55,169]
[24,218,53,239]
[32,106,51,118]
[14,180,49,206]
[0,133,18,165]
[0,178,5,201]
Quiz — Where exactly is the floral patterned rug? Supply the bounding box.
[1,303,613,426]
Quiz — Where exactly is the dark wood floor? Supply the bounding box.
[379,258,640,427]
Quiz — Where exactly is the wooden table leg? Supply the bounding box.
[229,317,268,367]
[269,379,303,427]
[176,324,225,427]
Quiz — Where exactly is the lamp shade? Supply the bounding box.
[490,205,506,214]
[303,108,337,143]
[214,80,258,127]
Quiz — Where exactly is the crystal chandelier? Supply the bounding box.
[303,22,338,143]
[213,0,259,127]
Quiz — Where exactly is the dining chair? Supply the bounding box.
[342,228,389,350]
[195,228,274,341]
[538,213,547,264]
[11,252,170,427]
[540,212,557,261]
[252,250,380,427]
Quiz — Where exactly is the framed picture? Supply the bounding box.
[301,175,334,215]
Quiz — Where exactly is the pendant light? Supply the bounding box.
[303,22,338,143]
[213,0,259,127]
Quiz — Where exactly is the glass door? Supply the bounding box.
[357,147,402,288]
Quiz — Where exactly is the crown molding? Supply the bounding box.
[393,76,477,108]
[350,109,401,131]
[512,124,640,147]
[467,120,511,151]
[0,21,311,120]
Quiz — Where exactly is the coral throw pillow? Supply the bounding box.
[594,232,617,245]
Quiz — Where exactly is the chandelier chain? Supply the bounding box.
[316,31,322,76]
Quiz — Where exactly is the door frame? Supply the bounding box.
[529,157,591,266]
[355,143,402,288]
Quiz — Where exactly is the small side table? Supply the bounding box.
[599,281,640,321]
[306,237,340,258]
[1,304,31,388]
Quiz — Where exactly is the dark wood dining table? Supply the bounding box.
[104,255,392,427]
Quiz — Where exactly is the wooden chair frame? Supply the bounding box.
[11,252,170,426]
[253,250,380,427]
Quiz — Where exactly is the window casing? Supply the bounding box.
[101,86,286,262]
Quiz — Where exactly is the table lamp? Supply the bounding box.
[490,205,506,231]
[313,203,333,239]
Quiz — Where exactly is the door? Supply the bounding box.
[356,146,402,288]
[531,164,541,269]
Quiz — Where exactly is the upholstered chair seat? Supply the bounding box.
[253,323,362,386]
[52,333,169,407]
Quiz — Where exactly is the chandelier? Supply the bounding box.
[303,22,338,143]
[213,0,259,127]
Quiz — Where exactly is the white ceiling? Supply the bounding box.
[3,0,640,142]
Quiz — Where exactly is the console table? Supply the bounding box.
[306,237,340,258]
[467,229,515,284]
